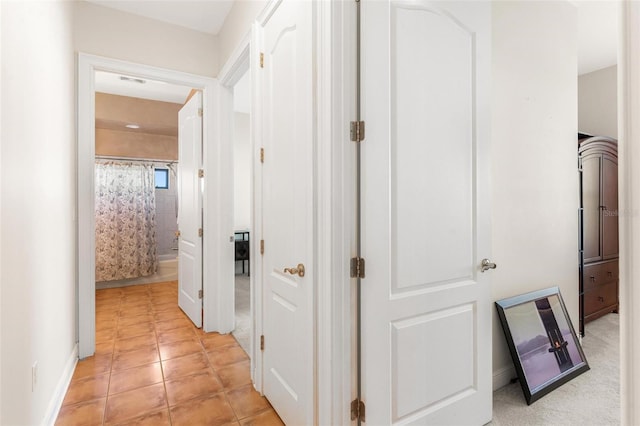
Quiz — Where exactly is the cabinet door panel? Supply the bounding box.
[602,155,619,259]
[582,155,601,262]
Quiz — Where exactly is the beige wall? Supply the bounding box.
[95,93,179,160]
[75,1,219,77]
[96,129,178,161]
[217,0,268,70]
[579,65,618,139]
[491,1,578,389]
[1,1,77,424]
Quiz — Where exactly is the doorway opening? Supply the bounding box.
[230,69,252,355]
[93,70,192,292]
[77,54,219,359]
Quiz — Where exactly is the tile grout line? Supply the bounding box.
[153,287,174,426]
[100,291,122,426]
[60,282,277,425]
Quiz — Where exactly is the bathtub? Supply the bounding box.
[96,254,178,289]
[155,255,178,282]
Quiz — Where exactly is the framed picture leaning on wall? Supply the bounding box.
[495,286,590,404]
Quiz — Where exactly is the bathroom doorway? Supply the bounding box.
[93,70,190,290]
[92,71,209,329]
[77,54,220,358]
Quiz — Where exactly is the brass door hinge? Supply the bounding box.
[260,52,264,68]
[198,108,203,117]
[198,169,204,178]
[260,240,264,255]
[198,289,203,299]
[350,257,365,278]
[351,399,365,422]
[260,335,265,351]
[260,147,264,163]
[198,228,203,237]
[350,121,365,142]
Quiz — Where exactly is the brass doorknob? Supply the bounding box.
[284,263,305,277]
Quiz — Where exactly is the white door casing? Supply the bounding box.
[178,91,203,328]
[360,1,492,424]
[78,54,218,358]
[258,0,315,424]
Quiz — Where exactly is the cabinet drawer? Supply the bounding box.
[600,259,619,283]
[583,263,602,292]
[584,281,618,318]
[583,259,619,292]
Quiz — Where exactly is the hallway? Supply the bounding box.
[56,281,282,425]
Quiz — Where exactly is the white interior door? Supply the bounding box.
[178,91,203,328]
[259,1,314,424]
[360,1,492,424]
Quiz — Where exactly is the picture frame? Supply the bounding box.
[495,286,590,405]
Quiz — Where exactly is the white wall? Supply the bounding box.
[234,113,251,230]
[75,1,219,77]
[217,0,268,70]
[491,1,578,389]
[579,65,618,138]
[1,1,77,424]
[0,1,3,417]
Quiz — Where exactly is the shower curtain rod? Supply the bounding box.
[95,155,177,164]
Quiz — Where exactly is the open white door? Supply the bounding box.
[178,91,203,328]
[258,1,314,424]
[360,1,492,424]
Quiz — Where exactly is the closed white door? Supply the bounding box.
[178,91,203,328]
[360,1,493,424]
[258,0,314,424]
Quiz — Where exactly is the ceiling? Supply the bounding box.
[86,0,233,35]
[92,0,618,106]
[95,71,192,104]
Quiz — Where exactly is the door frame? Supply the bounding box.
[216,32,253,359]
[77,53,220,358]
[619,2,640,422]
[211,0,355,422]
[313,1,356,423]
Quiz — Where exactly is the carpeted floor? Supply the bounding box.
[491,313,619,425]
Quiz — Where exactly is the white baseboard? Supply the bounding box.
[42,344,78,426]
[493,365,516,391]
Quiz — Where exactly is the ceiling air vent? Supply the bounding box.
[119,76,146,84]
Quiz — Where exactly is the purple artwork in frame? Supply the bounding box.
[496,286,590,404]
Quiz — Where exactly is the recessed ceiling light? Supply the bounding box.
[125,124,140,129]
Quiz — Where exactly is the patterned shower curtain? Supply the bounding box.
[95,161,158,282]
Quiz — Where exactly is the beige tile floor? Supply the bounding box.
[55,281,283,426]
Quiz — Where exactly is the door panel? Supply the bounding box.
[392,304,475,419]
[178,92,203,328]
[259,1,314,424]
[392,3,474,289]
[361,1,492,424]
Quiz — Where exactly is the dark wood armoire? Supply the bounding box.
[578,135,619,335]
